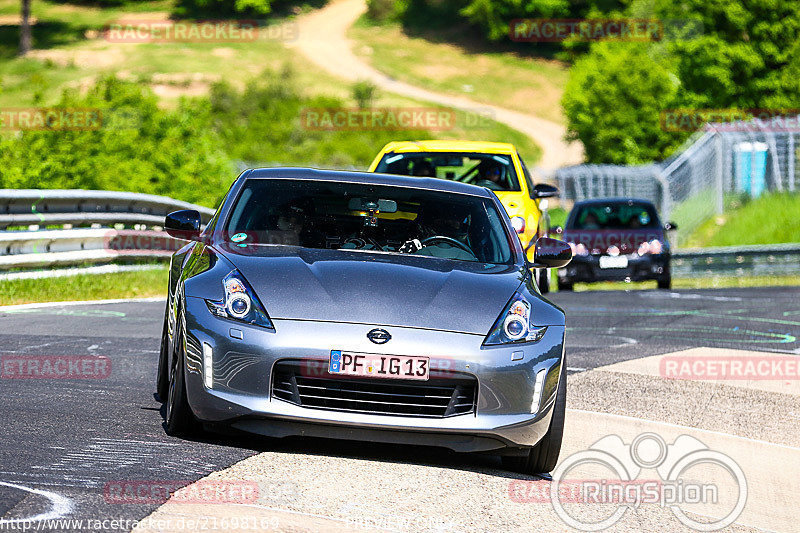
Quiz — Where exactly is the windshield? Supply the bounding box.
[374,152,521,192]
[224,179,515,265]
[569,202,661,230]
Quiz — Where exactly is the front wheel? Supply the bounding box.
[165,326,198,436]
[503,362,566,475]
[156,313,169,402]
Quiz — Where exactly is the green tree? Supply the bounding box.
[172,0,274,18]
[563,0,800,163]
[19,0,32,55]
[562,41,684,164]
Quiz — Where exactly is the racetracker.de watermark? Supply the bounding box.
[660,355,800,380]
[300,107,460,131]
[102,19,298,43]
[0,107,147,132]
[103,480,260,504]
[509,19,663,42]
[0,108,102,131]
[661,108,800,132]
[1,355,111,380]
[103,230,186,254]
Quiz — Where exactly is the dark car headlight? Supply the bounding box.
[205,270,273,329]
[483,293,547,346]
[638,239,665,255]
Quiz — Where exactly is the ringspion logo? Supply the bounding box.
[514,433,748,531]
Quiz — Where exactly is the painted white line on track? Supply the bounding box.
[0,481,73,525]
[0,296,164,312]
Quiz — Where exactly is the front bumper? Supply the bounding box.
[558,253,670,283]
[181,296,566,452]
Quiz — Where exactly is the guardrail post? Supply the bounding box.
[714,129,724,215]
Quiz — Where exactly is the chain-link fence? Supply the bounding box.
[555,118,800,247]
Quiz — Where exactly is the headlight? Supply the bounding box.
[205,270,273,329]
[568,242,589,256]
[638,239,663,255]
[484,293,548,346]
[607,244,620,256]
[510,216,526,234]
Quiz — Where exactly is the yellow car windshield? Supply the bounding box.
[375,152,521,192]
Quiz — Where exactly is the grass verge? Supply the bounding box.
[348,15,569,124]
[687,193,800,247]
[0,266,168,306]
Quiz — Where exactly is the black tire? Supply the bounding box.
[503,363,567,475]
[537,268,550,294]
[657,275,672,290]
[557,280,574,292]
[165,324,197,436]
[156,313,169,402]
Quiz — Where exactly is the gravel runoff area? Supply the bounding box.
[133,351,800,533]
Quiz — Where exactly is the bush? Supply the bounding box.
[561,41,687,164]
[366,0,399,22]
[0,77,234,208]
[208,68,431,168]
[172,0,274,18]
[352,80,377,109]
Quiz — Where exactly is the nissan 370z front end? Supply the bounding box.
[157,168,572,475]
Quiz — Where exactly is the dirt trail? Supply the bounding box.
[288,0,584,171]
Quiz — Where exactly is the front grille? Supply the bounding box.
[271,360,477,418]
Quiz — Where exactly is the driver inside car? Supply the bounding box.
[271,202,307,246]
[474,162,505,190]
[398,207,476,261]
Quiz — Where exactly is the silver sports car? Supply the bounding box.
[157,168,572,474]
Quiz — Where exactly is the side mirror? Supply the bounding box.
[165,209,201,241]
[664,221,678,231]
[532,183,559,199]
[531,237,572,268]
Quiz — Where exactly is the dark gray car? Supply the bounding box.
[156,168,572,474]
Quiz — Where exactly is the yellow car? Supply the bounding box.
[368,140,558,293]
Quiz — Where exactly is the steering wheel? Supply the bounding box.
[420,235,476,256]
[475,179,503,191]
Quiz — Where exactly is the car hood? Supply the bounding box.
[563,229,666,254]
[215,244,524,334]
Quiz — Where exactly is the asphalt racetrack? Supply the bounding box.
[1,286,798,531]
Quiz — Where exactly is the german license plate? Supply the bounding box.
[599,255,629,269]
[328,351,429,380]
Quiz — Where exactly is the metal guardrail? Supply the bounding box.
[1,189,798,277]
[0,189,215,229]
[0,229,185,269]
[0,190,213,270]
[672,243,800,278]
